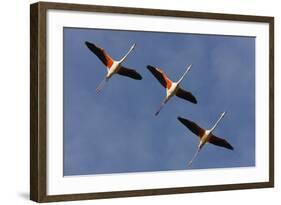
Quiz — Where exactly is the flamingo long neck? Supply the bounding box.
[210,112,226,133]
[120,43,136,63]
[177,64,192,84]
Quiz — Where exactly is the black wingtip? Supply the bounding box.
[177,116,184,122]
[133,73,143,80]
[85,41,93,49]
[225,143,234,150]
[188,98,197,104]
[136,73,143,80]
[135,76,143,80]
[189,94,198,104]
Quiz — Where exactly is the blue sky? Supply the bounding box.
[63,27,255,176]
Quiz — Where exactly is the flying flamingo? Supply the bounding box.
[177,112,233,167]
[85,41,142,93]
[147,65,197,116]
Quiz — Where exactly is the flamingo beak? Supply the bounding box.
[131,43,136,50]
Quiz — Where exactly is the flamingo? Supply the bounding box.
[147,65,197,116]
[85,41,142,93]
[177,112,233,167]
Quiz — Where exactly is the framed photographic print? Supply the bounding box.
[30,1,274,202]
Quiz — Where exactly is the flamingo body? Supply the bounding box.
[198,130,212,149]
[166,82,179,101]
[106,61,121,79]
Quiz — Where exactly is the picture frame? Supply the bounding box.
[30,1,274,202]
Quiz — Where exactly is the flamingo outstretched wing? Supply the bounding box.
[147,65,172,89]
[117,66,142,80]
[85,41,114,69]
[177,117,205,138]
[208,134,234,150]
[176,88,197,104]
